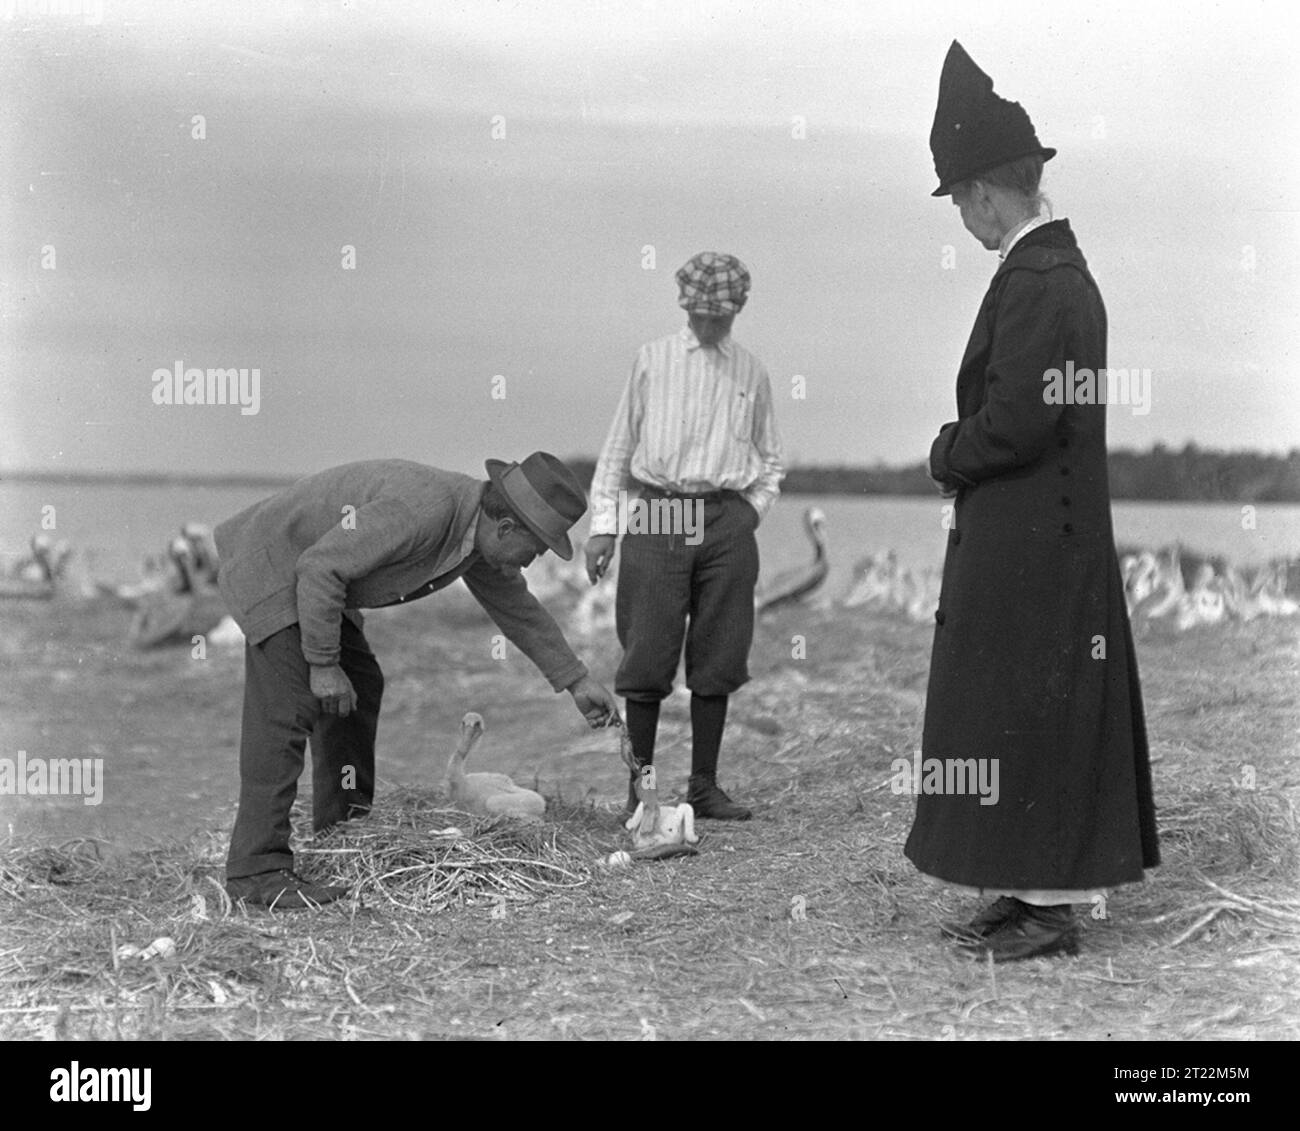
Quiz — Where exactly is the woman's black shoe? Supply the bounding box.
[940,896,1025,944]
[974,903,1080,963]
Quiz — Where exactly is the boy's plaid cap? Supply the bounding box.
[675,252,750,315]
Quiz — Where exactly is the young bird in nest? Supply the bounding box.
[446,712,546,823]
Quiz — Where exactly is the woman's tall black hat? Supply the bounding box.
[930,40,1055,197]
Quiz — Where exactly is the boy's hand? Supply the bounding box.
[584,535,617,584]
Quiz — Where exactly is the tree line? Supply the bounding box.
[5,444,1295,501]
[565,444,1300,502]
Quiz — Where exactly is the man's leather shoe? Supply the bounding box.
[225,868,349,910]
[686,775,751,820]
[973,903,1080,963]
[940,896,1024,944]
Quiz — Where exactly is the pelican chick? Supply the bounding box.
[618,728,699,859]
[446,712,546,823]
[624,765,700,856]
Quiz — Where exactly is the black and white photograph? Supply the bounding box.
[1,0,1296,1066]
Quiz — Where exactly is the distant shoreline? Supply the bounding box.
[4,444,1299,502]
[0,470,300,489]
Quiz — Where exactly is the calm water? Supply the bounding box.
[2,481,1297,598]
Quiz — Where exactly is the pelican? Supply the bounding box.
[96,544,190,607]
[904,567,942,622]
[446,712,546,822]
[1131,545,1184,624]
[180,522,220,587]
[0,535,70,599]
[1175,563,1227,630]
[1122,551,1159,614]
[1252,560,1300,617]
[30,534,72,581]
[127,537,233,648]
[1217,564,1248,621]
[755,508,829,614]
[618,726,699,859]
[843,550,897,609]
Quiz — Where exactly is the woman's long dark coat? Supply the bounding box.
[904,220,1159,890]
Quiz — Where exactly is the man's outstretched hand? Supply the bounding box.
[567,674,620,728]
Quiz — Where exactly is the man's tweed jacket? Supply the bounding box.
[214,460,587,690]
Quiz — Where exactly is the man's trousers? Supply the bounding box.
[225,618,383,880]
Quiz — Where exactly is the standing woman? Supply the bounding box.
[904,42,1159,961]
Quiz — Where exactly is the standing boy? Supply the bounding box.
[585,252,785,819]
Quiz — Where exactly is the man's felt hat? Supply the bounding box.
[676,252,751,316]
[929,40,1055,197]
[484,451,588,561]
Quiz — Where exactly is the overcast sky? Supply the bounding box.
[2,0,1297,480]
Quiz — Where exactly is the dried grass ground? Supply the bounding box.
[1,595,1298,1041]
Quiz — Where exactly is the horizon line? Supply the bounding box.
[2,441,1297,490]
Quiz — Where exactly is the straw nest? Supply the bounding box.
[298,789,602,913]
